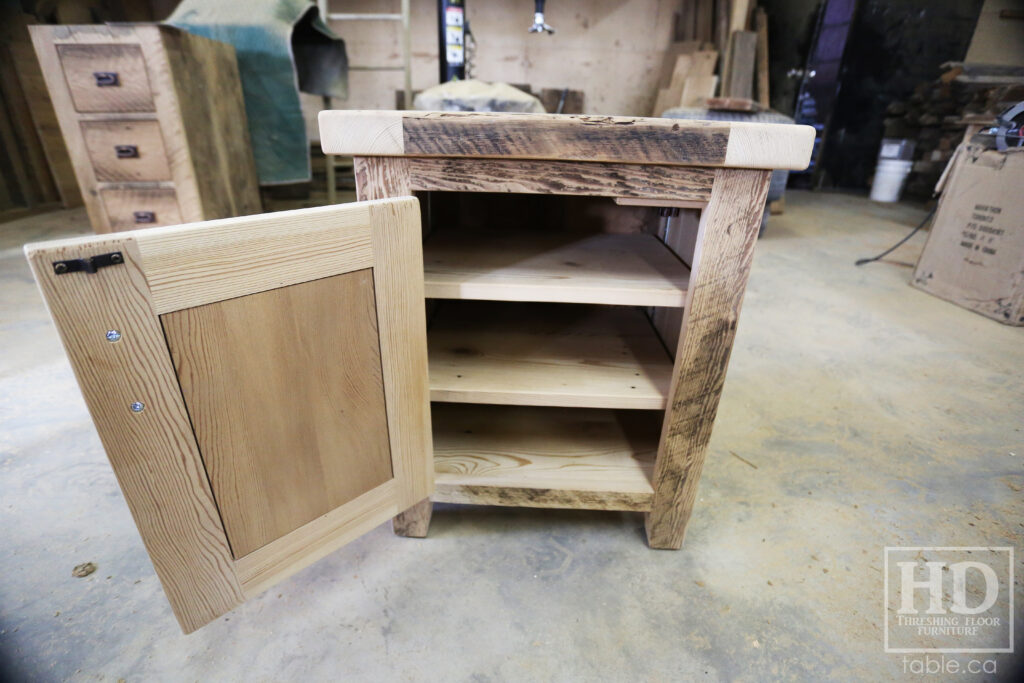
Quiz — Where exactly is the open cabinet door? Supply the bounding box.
[25,198,432,633]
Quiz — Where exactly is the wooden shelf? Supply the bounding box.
[431,403,658,511]
[428,301,673,409]
[423,231,690,307]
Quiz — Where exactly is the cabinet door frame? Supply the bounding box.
[25,198,432,632]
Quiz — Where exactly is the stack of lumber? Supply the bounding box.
[884,63,1024,198]
[652,1,770,116]
[652,46,719,115]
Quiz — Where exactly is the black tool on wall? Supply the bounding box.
[529,0,555,34]
[438,0,467,82]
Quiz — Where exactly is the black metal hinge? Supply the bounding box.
[52,252,124,275]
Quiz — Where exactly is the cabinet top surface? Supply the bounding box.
[319,110,815,171]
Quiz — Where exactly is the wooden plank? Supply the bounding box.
[352,159,430,539]
[405,157,714,201]
[0,42,59,206]
[161,269,394,559]
[653,50,714,116]
[680,75,718,107]
[6,14,80,208]
[646,168,771,550]
[656,40,703,89]
[715,0,730,58]
[614,198,706,209]
[30,25,117,229]
[24,236,244,633]
[730,0,753,33]
[707,96,762,112]
[160,26,261,220]
[754,7,771,108]
[322,111,816,171]
[428,302,673,410]
[653,54,693,115]
[369,199,434,509]
[651,207,701,356]
[0,72,35,208]
[695,0,714,43]
[423,232,690,307]
[689,49,719,77]
[676,0,697,41]
[392,499,433,538]
[723,31,758,99]
[132,203,374,313]
[354,155,411,200]
[432,404,657,511]
[8,36,80,207]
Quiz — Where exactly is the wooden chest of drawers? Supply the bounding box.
[30,24,261,233]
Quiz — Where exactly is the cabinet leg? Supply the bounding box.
[392,498,433,538]
[645,169,772,551]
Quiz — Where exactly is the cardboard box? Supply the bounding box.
[912,144,1024,325]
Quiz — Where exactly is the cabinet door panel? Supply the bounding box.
[162,269,393,559]
[25,199,431,632]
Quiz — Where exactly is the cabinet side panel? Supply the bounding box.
[28,27,107,230]
[25,238,244,633]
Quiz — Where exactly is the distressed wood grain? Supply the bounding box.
[645,168,771,549]
[406,157,713,200]
[24,236,244,633]
[392,499,433,538]
[324,111,815,171]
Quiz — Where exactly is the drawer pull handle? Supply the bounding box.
[133,211,156,224]
[93,72,119,87]
[115,145,139,159]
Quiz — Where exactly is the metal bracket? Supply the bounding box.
[52,252,124,275]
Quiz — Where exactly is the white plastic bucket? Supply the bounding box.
[870,159,913,202]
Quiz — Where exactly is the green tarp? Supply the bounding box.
[167,0,347,185]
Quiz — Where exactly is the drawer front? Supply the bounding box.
[100,187,183,231]
[81,120,171,182]
[57,43,155,113]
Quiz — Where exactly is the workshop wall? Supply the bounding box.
[305,0,681,137]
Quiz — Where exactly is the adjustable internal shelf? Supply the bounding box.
[428,301,673,409]
[431,403,658,510]
[423,231,690,307]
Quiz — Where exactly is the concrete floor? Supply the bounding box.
[1,191,1021,681]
